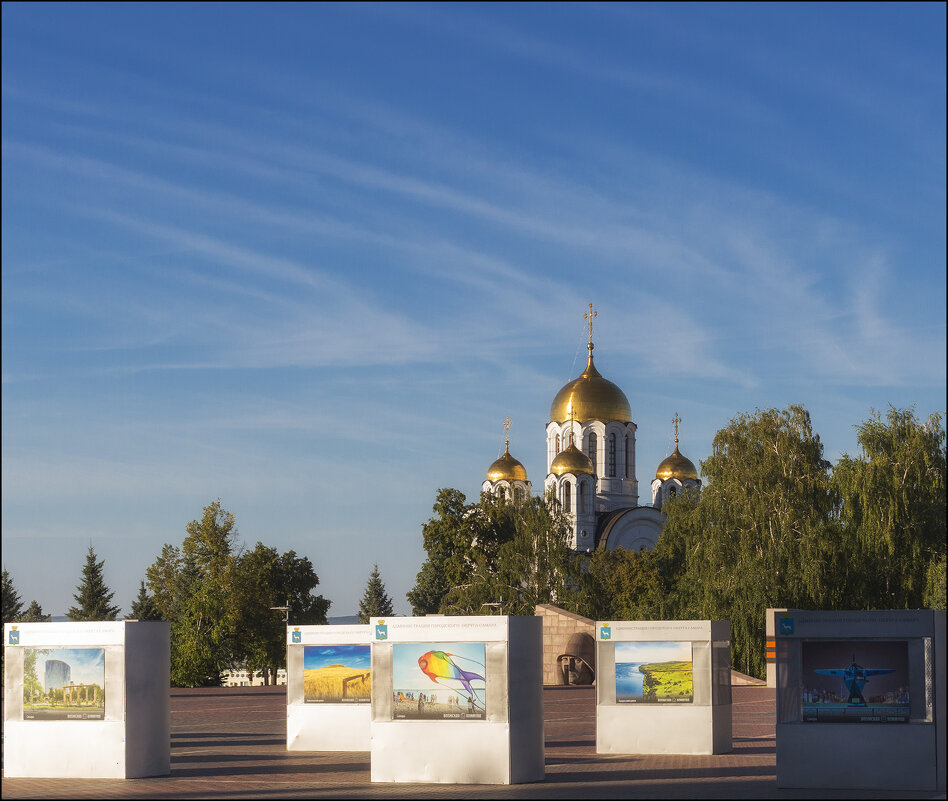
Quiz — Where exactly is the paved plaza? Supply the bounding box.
[2,685,942,799]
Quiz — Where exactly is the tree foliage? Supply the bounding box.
[146,500,330,687]
[358,564,394,623]
[2,568,24,624]
[833,407,946,608]
[127,580,161,621]
[67,546,121,621]
[408,405,944,682]
[19,600,51,622]
[408,489,581,617]
[232,542,330,684]
[147,500,241,686]
[583,405,945,679]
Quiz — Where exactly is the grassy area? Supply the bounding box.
[640,661,693,701]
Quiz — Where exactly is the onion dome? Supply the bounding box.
[655,446,698,481]
[550,344,631,423]
[550,441,594,476]
[656,413,698,481]
[487,443,528,482]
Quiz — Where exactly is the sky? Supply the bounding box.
[304,644,371,671]
[41,648,106,687]
[2,3,945,619]
[616,641,692,664]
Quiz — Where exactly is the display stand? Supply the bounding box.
[286,624,373,751]
[3,621,170,779]
[596,619,731,755]
[775,609,945,792]
[369,615,543,784]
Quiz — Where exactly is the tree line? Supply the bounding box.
[407,405,946,679]
[3,404,943,684]
[2,501,395,687]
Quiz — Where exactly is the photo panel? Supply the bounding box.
[303,644,371,703]
[801,640,909,723]
[391,642,487,720]
[615,640,693,703]
[22,647,106,721]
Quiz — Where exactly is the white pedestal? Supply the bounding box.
[369,615,544,784]
[595,619,732,755]
[4,621,170,779]
[286,624,372,751]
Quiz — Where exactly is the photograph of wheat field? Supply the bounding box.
[303,644,371,703]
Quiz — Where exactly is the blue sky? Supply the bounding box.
[40,648,105,687]
[616,641,692,664]
[2,4,945,618]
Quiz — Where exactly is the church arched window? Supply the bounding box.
[555,434,561,453]
[515,486,524,503]
[608,434,616,477]
[579,481,586,513]
[625,436,631,478]
[587,432,597,472]
[668,485,676,499]
[563,481,571,512]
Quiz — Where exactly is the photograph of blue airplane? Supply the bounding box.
[801,641,910,723]
[814,655,894,706]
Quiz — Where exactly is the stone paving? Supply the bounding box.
[2,685,943,799]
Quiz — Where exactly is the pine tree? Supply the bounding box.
[358,564,394,623]
[19,600,50,622]
[67,546,121,621]
[2,568,24,623]
[127,580,161,620]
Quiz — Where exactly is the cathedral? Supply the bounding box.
[481,305,700,553]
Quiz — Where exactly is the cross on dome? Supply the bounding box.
[584,303,597,350]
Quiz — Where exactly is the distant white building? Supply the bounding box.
[222,668,287,687]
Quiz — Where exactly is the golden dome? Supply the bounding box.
[487,444,528,482]
[655,446,698,481]
[550,442,594,476]
[550,346,631,424]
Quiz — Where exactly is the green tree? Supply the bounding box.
[406,557,449,615]
[67,546,121,621]
[411,489,580,617]
[23,648,45,704]
[473,492,579,616]
[408,488,521,613]
[232,542,330,684]
[127,580,161,620]
[655,406,838,678]
[146,500,240,687]
[575,547,665,622]
[833,407,946,609]
[2,568,24,624]
[924,554,946,609]
[19,600,51,622]
[358,564,394,623]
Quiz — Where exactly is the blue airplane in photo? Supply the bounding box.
[814,655,895,705]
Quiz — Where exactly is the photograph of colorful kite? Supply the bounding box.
[392,642,487,720]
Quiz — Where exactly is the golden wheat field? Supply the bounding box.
[304,664,371,702]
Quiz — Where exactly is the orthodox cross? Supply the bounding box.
[503,416,511,448]
[672,412,681,446]
[584,303,597,346]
